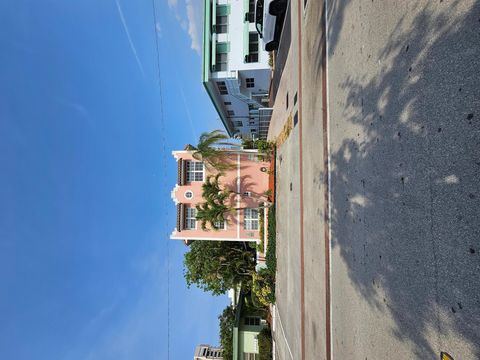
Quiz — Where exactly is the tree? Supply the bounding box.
[196,174,234,230]
[218,305,235,360]
[183,241,256,295]
[190,130,238,172]
[195,200,229,230]
[202,174,229,203]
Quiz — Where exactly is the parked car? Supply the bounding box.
[255,0,287,51]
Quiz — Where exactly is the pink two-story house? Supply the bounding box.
[170,149,270,242]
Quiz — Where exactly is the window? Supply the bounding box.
[249,120,255,125]
[184,190,193,199]
[214,221,226,230]
[214,42,229,72]
[250,128,257,133]
[185,160,204,182]
[244,316,260,326]
[235,121,243,127]
[185,207,196,230]
[216,81,228,95]
[244,208,259,230]
[245,33,259,63]
[227,110,235,116]
[215,15,228,33]
[224,101,232,105]
[246,78,255,88]
[243,353,257,360]
[215,53,228,71]
[245,0,255,22]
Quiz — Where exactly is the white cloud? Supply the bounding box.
[168,0,202,55]
[185,0,201,54]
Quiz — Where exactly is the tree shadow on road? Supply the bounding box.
[329,1,480,357]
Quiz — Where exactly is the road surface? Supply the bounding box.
[271,0,480,359]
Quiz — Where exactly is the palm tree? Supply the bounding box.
[202,174,229,203]
[196,196,271,231]
[195,200,230,231]
[190,130,238,172]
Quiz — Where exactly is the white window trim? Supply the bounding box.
[185,160,204,182]
[184,190,193,199]
[244,208,259,230]
[185,207,197,230]
[214,220,228,231]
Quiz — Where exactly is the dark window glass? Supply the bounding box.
[246,33,259,62]
[216,81,228,95]
[214,53,228,71]
[246,0,255,22]
[216,15,228,33]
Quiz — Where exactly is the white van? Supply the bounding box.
[255,0,287,51]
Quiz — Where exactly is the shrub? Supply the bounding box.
[263,189,273,202]
[258,327,273,360]
[252,268,275,306]
[265,205,276,275]
[258,207,265,253]
[242,138,255,149]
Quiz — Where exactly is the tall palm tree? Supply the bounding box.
[196,196,271,232]
[195,200,229,231]
[190,130,238,172]
[202,174,229,203]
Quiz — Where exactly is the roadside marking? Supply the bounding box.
[275,304,295,360]
[295,0,306,359]
[324,0,333,359]
[321,1,332,359]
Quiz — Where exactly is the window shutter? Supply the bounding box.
[216,42,230,53]
[216,5,230,16]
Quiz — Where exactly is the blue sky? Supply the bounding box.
[0,0,228,359]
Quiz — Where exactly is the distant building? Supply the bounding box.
[194,344,223,360]
[232,288,268,360]
[170,149,269,242]
[202,0,273,140]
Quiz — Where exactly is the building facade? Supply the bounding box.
[202,0,273,140]
[170,149,269,242]
[194,344,223,360]
[232,289,268,360]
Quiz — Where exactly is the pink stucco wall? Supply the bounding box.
[170,150,270,242]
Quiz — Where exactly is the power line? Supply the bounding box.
[150,0,171,359]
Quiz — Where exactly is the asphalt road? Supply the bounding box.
[273,0,480,359]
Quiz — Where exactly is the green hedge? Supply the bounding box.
[265,205,276,275]
[258,327,273,360]
[258,207,265,253]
